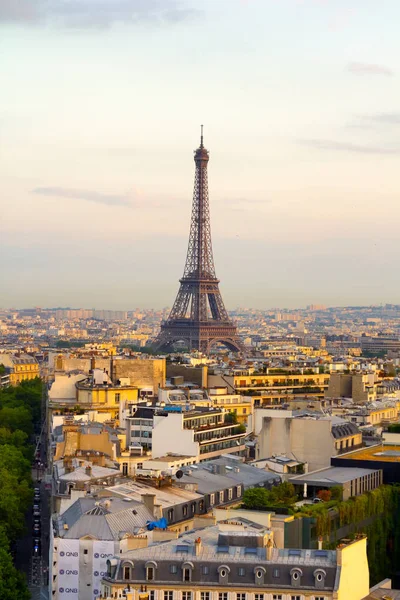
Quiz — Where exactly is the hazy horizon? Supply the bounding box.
[2,0,400,310]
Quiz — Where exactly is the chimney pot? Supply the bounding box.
[194,537,202,556]
[318,536,323,550]
[266,538,273,560]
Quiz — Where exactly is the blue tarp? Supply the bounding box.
[146,517,168,531]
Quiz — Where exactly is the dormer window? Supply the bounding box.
[290,567,303,586]
[122,561,134,580]
[146,561,157,581]
[314,568,326,589]
[254,566,266,585]
[182,562,194,582]
[217,564,230,584]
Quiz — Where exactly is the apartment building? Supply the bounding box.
[0,353,40,385]
[97,526,370,600]
[208,387,252,424]
[252,409,362,471]
[151,407,246,462]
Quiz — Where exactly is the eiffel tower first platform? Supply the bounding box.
[153,128,244,355]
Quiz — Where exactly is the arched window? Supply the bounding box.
[145,561,158,581]
[182,562,194,582]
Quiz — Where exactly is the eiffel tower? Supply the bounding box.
[153,127,244,354]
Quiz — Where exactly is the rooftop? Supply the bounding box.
[289,466,381,486]
[54,496,153,539]
[118,524,339,568]
[106,480,201,506]
[335,444,400,463]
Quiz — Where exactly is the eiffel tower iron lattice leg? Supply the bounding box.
[153,128,244,354]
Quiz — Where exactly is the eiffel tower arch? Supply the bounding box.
[153,128,244,354]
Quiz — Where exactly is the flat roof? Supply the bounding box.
[335,444,400,463]
[289,466,380,486]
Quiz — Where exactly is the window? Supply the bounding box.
[273,568,280,578]
[183,505,188,517]
[123,566,130,580]
[237,594,246,600]
[122,463,128,476]
[150,592,155,600]
[291,596,301,600]
[316,573,323,582]
[83,549,88,555]
[219,594,228,600]
[182,593,192,600]
[228,488,233,501]
[219,491,224,503]
[201,566,209,575]
[236,485,242,496]
[238,567,246,577]
[255,569,264,579]
[201,593,210,600]
[147,567,154,581]
[170,565,178,574]
[164,592,173,600]
[255,595,264,600]
[210,494,215,506]
[272,596,282,600]
[199,500,204,511]
[191,502,196,514]
[168,509,174,522]
[115,393,120,403]
[183,568,191,582]
[315,597,326,600]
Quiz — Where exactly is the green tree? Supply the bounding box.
[242,487,272,510]
[224,411,238,424]
[0,527,30,600]
[270,481,297,505]
[0,407,33,436]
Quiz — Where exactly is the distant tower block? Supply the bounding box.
[153,128,244,354]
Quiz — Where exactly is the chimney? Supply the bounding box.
[194,537,202,556]
[318,536,323,550]
[266,539,273,560]
[90,356,96,371]
[141,493,156,516]
[154,504,163,520]
[85,465,92,477]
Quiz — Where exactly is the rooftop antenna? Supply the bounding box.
[200,124,204,148]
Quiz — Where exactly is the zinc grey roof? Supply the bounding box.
[203,457,281,489]
[111,526,340,591]
[58,464,118,482]
[289,466,381,487]
[107,480,201,507]
[55,497,153,540]
[331,421,360,439]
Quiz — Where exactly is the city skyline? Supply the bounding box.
[2,0,400,309]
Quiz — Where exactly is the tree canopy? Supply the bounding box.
[0,378,42,596]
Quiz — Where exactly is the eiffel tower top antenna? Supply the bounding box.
[200,124,204,148]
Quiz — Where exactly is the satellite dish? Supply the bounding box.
[175,470,184,479]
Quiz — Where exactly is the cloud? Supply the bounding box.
[366,112,400,125]
[0,0,200,28]
[32,186,134,207]
[300,139,400,155]
[347,62,394,77]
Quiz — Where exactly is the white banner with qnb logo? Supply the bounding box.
[92,540,115,598]
[58,539,80,599]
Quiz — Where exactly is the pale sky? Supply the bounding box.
[1,0,400,310]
